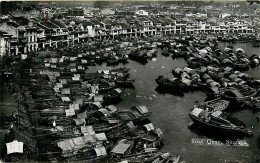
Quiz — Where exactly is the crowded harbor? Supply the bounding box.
[0,1,260,163]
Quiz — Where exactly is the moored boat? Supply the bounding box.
[189,108,253,137]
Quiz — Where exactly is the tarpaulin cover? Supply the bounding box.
[91,86,99,93]
[65,108,75,116]
[72,137,85,148]
[59,79,67,84]
[98,70,110,74]
[126,121,135,129]
[70,104,79,110]
[107,105,117,113]
[94,146,107,156]
[98,108,110,117]
[111,143,130,154]
[21,54,27,60]
[73,118,86,125]
[74,98,83,105]
[154,128,163,137]
[95,133,107,141]
[6,140,23,155]
[81,126,95,135]
[82,135,96,143]
[114,88,122,94]
[77,112,87,119]
[212,111,222,118]
[191,108,204,117]
[61,96,70,102]
[135,106,149,114]
[72,76,80,81]
[61,88,70,95]
[57,140,72,152]
[94,95,104,102]
[143,123,155,131]
[56,83,63,88]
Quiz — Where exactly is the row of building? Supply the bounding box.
[0,13,256,56]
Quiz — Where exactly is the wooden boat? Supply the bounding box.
[111,67,130,73]
[189,108,253,137]
[104,106,151,123]
[128,52,148,64]
[220,86,257,103]
[202,99,230,111]
[155,75,185,91]
[115,79,135,87]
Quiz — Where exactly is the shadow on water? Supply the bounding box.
[155,86,184,97]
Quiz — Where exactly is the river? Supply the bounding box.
[0,42,259,162]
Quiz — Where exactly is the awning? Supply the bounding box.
[212,111,222,117]
[57,140,73,152]
[6,140,23,155]
[81,126,95,135]
[83,135,96,143]
[126,121,135,129]
[69,104,79,110]
[65,108,75,116]
[74,98,83,105]
[61,88,70,95]
[106,105,117,113]
[191,108,203,117]
[59,79,67,84]
[98,108,110,117]
[143,123,155,131]
[73,118,86,125]
[114,88,122,94]
[97,70,110,74]
[94,146,107,157]
[94,95,104,102]
[72,137,85,148]
[77,112,87,119]
[154,128,163,137]
[61,96,70,102]
[95,133,107,141]
[91,85,99,93]
[111,143,130,154]
[135,106,149,114]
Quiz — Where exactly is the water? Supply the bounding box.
[89,42,260,162]
[0,42,259,162]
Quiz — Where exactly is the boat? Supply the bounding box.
[189,108,253,137]
[111,67,130,73]
[115,79,135,87]
[202,98,230,111]
[155,75,185,91]
[104,106,151,123]
[128,52,148,64]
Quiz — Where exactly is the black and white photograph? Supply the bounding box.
[0,0,260,162]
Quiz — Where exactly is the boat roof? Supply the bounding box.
[73,118,86,125]
[94,146,107,157]
[111,143,131,154]
[211,111,222,118]
[143,123,155,131]
[81,126,95,135]
[135,106,149,114]
[95,133,107,141]
[191,108,204,117]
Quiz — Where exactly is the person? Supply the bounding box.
[10,124,14,131]
[53,121,56,128]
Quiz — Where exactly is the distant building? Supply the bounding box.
[68,7,84,18]
[135,10,149,16]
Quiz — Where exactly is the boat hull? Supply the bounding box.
[188,114,252,137]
